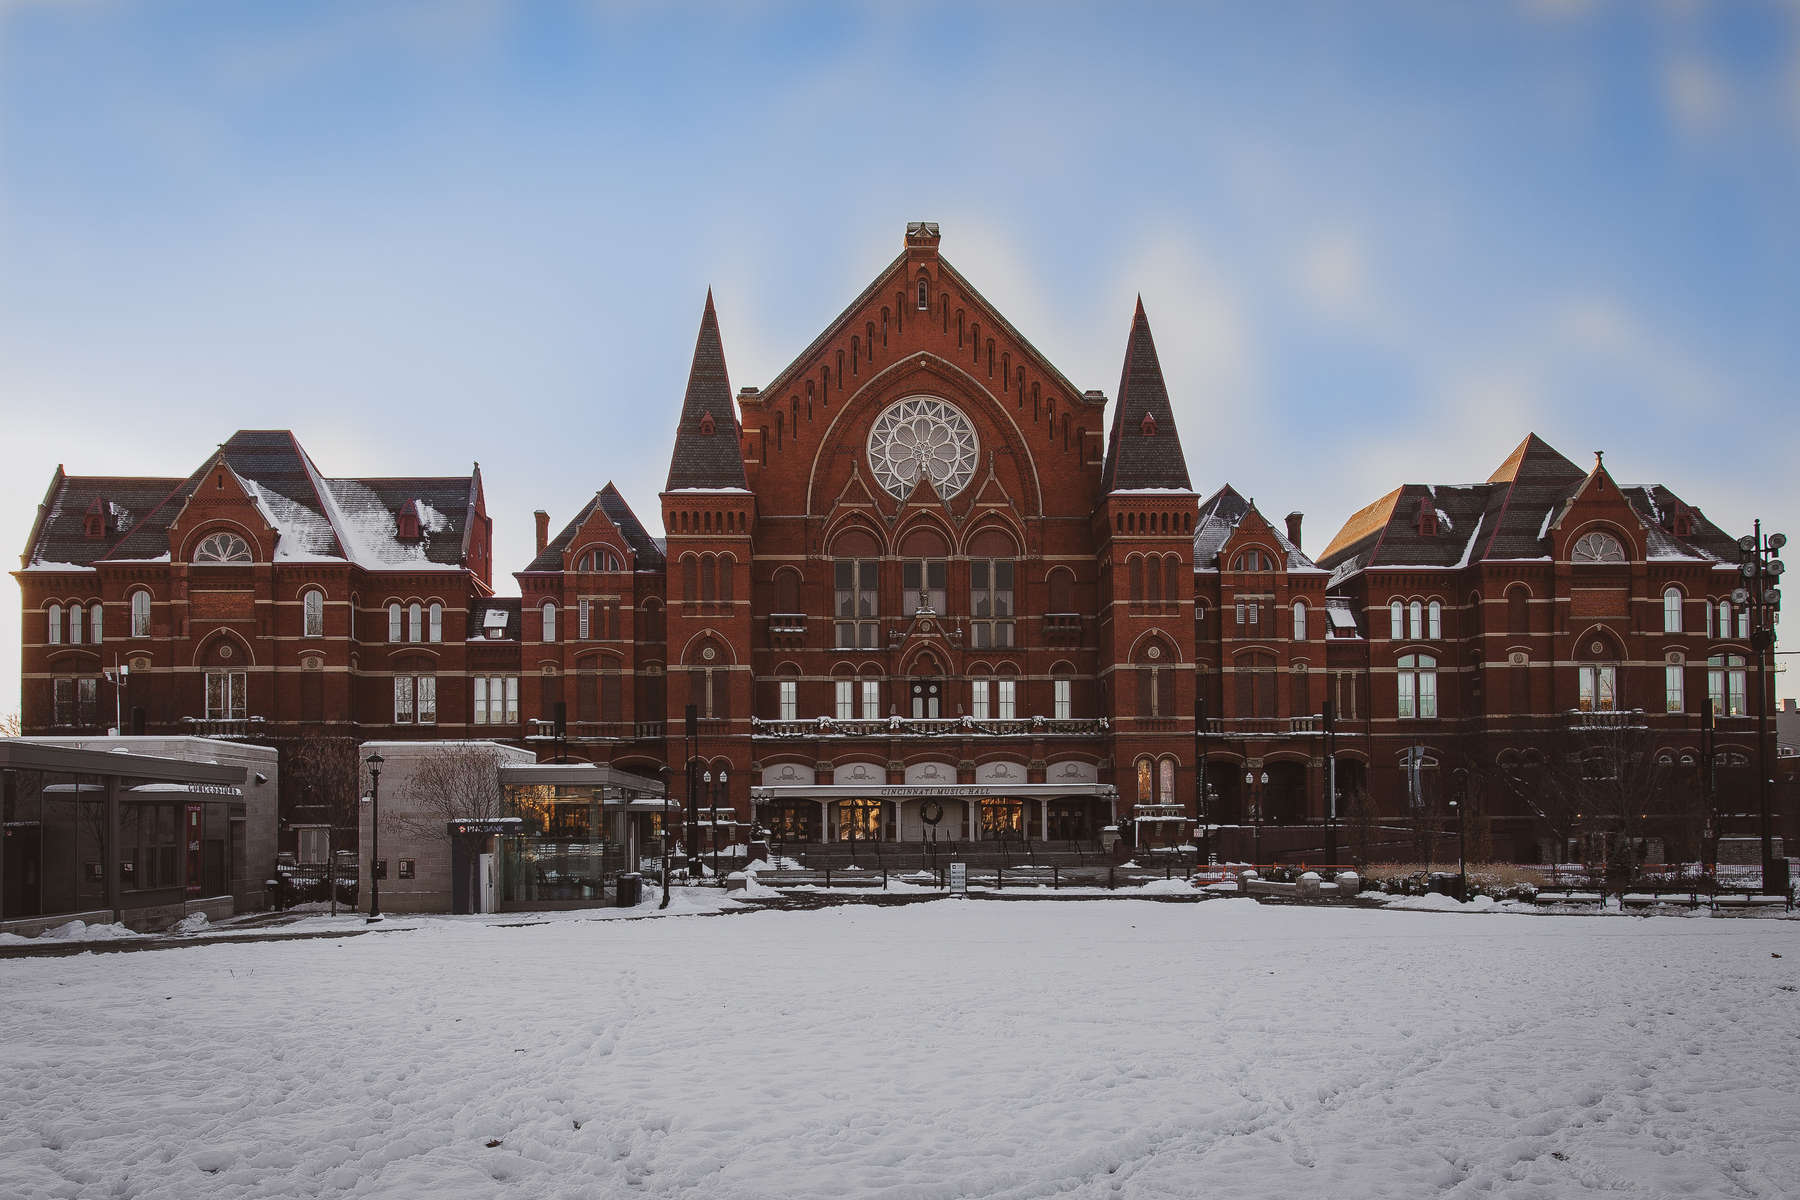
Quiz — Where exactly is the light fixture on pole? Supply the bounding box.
[1736,523,1786,895]
[364,751,384,923]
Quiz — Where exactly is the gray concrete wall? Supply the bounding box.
[356,740,536,914]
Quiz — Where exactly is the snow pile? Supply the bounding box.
[170,912,212,935]
[2,905,1796,1198]
[0,918,137,945]
[1383,892,1499,913]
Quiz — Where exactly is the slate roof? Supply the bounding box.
[521,483,663,574]
[20,430,478,573]
[664,291,748,492]
[1316,433,1740,582]
[1101,299,1193,493]
[1191,485,1319,572]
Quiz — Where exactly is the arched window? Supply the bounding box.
[1137,641,1176,717]
[1663,586,1683,633]
[969,529,1016,649]
[1047,568,1075,615]
[407,602,423,643]
[1129,556,1144,604]
[1408,600,1423,640]
[193,531,252,563]
[1572,531,1626,563]
[717,555,734,604]
[47,603,62,645]
[900,527,948,614]
[682,554,699,602]
[1292,600,1308,642]
[832,528,880,649]
[1136,757,1154,803]
[302,589,324,638]
[1427,600,1442,639]
[772,568,801,614]
[1163,556,1180,607]
[130,589,151,638]
[1397,653,1438,719]
[428,602,443,643]
[69,602,83,645]
[700,554,717,603]
[1389,600,1404,640]
[1159,758,1176,805]
[1717,599,1731,638]
[387,602,402,643]
[541,601,557,643]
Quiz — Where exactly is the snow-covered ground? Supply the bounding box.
[2,901,1796,1199]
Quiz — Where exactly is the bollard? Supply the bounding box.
[1109,866,1116,891]
[997,864,1004,890]
[825,867,831,889]
[1053,865,1060,890]
[883,866,889,890]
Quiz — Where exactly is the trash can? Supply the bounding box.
[615,873,643,907]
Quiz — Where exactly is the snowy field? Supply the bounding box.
[2,900,1797,1199]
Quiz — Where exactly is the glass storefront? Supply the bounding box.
[500,783,628,905]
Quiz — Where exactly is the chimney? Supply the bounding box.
[1285,511,1304,551]
[534,510,549,556]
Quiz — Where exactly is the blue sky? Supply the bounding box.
[2,0,1797,713]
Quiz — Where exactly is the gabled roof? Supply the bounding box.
[1316,433,1741,581]
[1192,485,1318,571]
[1101,299,1192,493]
[664,291,748,492]
[19,430,478,572]
[521,483,663,574]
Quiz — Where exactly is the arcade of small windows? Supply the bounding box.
[388,601,443,644]
[1231,548,1277,572]
[575,547,623,572]
[43,601,103,646]
[1133,756,1178,804]
[1128,553,1182,609]
[1389,599,1442,641]
[681,553,736,605]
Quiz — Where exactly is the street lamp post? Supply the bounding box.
[1735,523,1786,895]
[1244,769,1268,868]
[1450,767,1469,901]
[659,764,673,910]
[1323,699,1338,867]
[364,751,384,923]
[713,767,727,878]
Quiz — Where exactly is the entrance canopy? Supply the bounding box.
[751,783,1119,801]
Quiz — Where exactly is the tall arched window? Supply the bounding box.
[1129,556,1145,604]
[1047,568,1075,615]
[1292,600,1308,642]
[900,527,948,614]
[428,602,443,643]
[408,602,423,643]
[541,601,557,642]
[1137,642,1176,717]
[1397,653,1437,719]
[1427,600,1442,639]
[302,589,324,638]
[1717,600,1730,638]
[1408,600,1423,640]
[1663,587,1683,633]
[47,603,62,645]
[69,602,84,645]
[1389,600,1404,640]
[700,554,717,603]
[1136,757,1153,803]
[832,529,880,649]
[1507,585,1530,635]
[130,589,151,638]
[1163,557,1180,608]
[969,529,1016,648]
[88,602,102,644]
[387,602,402,642]
[1159,758,1177,805]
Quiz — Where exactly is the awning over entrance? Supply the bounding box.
[750,783,1119,801]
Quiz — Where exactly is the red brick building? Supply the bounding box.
[16,224,1781,866]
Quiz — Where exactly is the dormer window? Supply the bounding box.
[395,504,421,541]
[1140,412,1157,437]
[1671,505,1694,538]
[1415,496,1437,538]
[83,498,107,539]
[699,411,716,436]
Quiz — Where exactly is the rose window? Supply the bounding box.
[866,397,979,500]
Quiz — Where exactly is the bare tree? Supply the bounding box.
[0,711,21,738]
[386,743,510,843]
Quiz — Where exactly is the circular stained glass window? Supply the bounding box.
[867,397,979,500]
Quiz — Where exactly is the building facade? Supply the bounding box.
[15,224,1783,865]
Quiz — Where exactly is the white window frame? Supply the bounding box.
[996,678,1017,720]
[206,670,248,720]
[303,590,324,638]
[1663,587,1683,634]
[1390,601,1403,640]
[1054,678,1071,720]
[388,603,402,643]
[473,676,488,724]
[1578,664,1617,712]
[1397,653,1437,719]
[428,602,443,643]
[542,601,557,643]
[835,679,854,720]
[1408,600,1422,640]
[860,679,880,719]
[971,678,990,720]
[1665,663,1685,713]
[69,602,83,645]
[47,603,62,645]
[1292,600,1307,642]
[88,602,102,645]
[394,675,415,724]
[131,590,151,638]
[408,602,423,643]
[1427,600,1441,640]
[779,679,797,721]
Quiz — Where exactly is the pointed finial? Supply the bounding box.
[1134,293,1146,318]
[1594,450,1604,469]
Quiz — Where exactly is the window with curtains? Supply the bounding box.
[1396,654,1437,719]
[1663,587,1683,633]
[388,603,402,642]
[1708,654,1747,716]
[473,676,518,725]
[971,678,990,720]
[207,670,248,720]
[47,603,63,645]
[131,590,151,637]
[834,559,880,648]
[303,590,324,638]
[1665,662,1685,713]
[1577,664,1617,712]
[861,678,880,719]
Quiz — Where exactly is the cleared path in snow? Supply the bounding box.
[1,902,1796,1199]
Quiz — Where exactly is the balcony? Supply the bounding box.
[181,716,270,739]
[751,715,1110,740]
[525,720,670,744]
[1044,613,1082,638]
[1198,716,1328,737]
[768,613,807,636]
[1565,708,1650,731]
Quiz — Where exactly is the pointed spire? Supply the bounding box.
[1101,299,1192,493]
[665,290,748,492]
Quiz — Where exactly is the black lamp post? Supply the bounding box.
[364,751,384,923]
[1450,767,1469,901]
[713,766,727,878]
[1323,699,1338,867]
[1245,769,1268,867]
[1196,697,1210,865]
[659,763,673,910]
[1736,523,1786,894]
